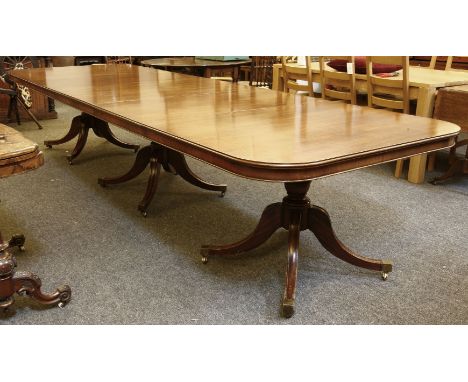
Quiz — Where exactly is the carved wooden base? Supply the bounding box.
[44,113,139,164]
[201,181,392,318]
[0,233,71,311]
[430,138,468,184]
[98,142,227,216]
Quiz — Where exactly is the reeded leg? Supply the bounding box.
[200,202,282,263]
[98,144,153,186]
[138,159,162,217]
[281,210,301,318]
[169,151,227,196]
[44,114,82,147]
[92,120,139,152]
[308,205,392,278]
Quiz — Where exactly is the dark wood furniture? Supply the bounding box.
[10,65,460,317]
[0,124,71,311]
[430,84,468,184]
[140,57,251,82]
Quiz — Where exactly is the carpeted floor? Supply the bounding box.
[1,101,467,324]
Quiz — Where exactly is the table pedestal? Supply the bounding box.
[430,138,468,184]
[201,181,392,318]
[98,142,227,216]
[0,233,71,311]
[44,113,140,164]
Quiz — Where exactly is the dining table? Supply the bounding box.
[9,64,460,317]
[272,62,468,184]
[140,57,251,82]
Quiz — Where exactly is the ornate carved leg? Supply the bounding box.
[200,202,282,263]
[67,124,89,164]
[138,159,162,217]
[308,206,392,279]
[0,255,71,311]
[89,117,139,152]
[168,150,227,196]
[281,210,301,318]
[98,144,153,186]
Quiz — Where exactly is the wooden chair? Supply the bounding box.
[366,56,409,177]
[106,56,132,64]
[281,56,313,95]
[319,56,356,104]
[249,56,280,88]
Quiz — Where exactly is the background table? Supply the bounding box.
[141,57,251,82]
[272,62,468,183]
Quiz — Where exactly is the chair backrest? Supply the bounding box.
[281,56,313,95]
[249,56,279,88]
[319,56,356,104]
[366,56,409,114]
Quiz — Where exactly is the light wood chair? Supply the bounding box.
[319,56,356,104]
[105,56,132,64]
[281,56,313,95]
[366,56,410,178]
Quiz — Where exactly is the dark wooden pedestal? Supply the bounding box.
[430,138,468,184]
[0,233,71,311]
[98,142,227,216]
[44,113,140,164]
[201,181,392,318]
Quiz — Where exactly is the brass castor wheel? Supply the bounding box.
[141,211,148,218]
[201,256,209,264]
[9,234,25,251]
[381,272,389,281]
[58,302,66,308]
[219,189,226,198]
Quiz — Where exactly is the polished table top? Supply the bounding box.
[10,64,460,181]
[141,57,251,68]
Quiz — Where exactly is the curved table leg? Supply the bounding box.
[91,119,139,152]
[200,202,282,263]
[169,151,227,196]
[0,255,71,311]
[67,124,89,164]
[44,114,82,148]
[98,144,153,187]
[138,159,162,217]
[281,210,301,318]
[309,205,392,279]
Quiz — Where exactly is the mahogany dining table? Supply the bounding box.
[272,62,468,184]
[10,64,460,317]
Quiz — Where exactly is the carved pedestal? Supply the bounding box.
[0,234,71,311]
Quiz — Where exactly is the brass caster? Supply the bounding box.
[219,189,226,198]
[45,144,52,149]
[19,245,25,252]
[381,272,388,281]
[281,300,295,318]
[58,302,66,309]
[141,211,148,218]
[201,256,209,264]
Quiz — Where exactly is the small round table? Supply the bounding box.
[140,57,251,82]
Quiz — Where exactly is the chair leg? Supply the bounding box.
[394,159,404,178]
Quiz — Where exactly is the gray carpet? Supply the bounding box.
[1,102,467,324]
